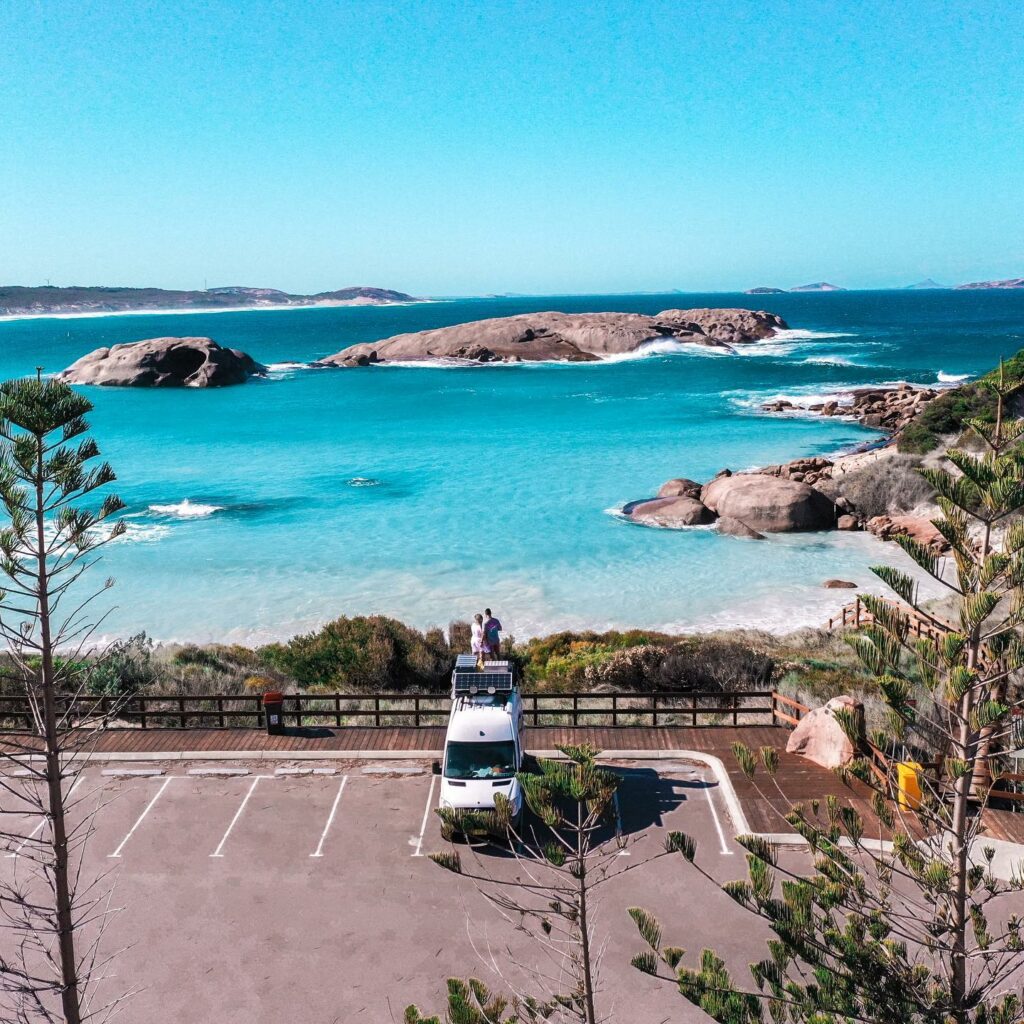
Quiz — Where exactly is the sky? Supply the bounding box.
[1,0,1022,295]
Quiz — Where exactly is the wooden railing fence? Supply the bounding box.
[0,690,788,733]
[826,596,948,641]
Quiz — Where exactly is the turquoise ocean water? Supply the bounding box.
[1,290,1022,643]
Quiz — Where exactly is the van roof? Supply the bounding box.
[446,701,516,743]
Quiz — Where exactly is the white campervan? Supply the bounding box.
[437,655,525,825]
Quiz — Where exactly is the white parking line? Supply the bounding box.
[5,775,83,859]
[210,776,264,858]
[108,777,174,858]
[612,791,630,856]
[702,776,733,856]
[411,775,437,858]
[310,775,348,858]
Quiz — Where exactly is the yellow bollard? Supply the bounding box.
[896,761,923,811]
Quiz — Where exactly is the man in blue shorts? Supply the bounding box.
[483,608,502,659]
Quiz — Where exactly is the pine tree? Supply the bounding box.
[630,369,1024,1024]
[0,375,126,1023]
[404,744,692,1024]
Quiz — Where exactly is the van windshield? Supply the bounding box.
[444,741,516,780]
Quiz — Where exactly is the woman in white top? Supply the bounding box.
[471,613,491,667]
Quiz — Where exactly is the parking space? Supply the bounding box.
[0,759,784,1023]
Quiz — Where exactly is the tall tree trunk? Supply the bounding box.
[576,804,596,1024]
[35,436,81,1024]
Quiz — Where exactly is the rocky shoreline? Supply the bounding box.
[762,382,939,433]
[622,377,954,552]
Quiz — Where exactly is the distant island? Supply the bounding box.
[0,284,423,317]
[790,282,846,292]
[904,278,947,290]
[744,283,847,293]
[955,277,1024,290]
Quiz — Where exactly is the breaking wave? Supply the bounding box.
[937,371,971,384]
[772,329,857,340]
[148,500,224,518]
[347,477,381,487]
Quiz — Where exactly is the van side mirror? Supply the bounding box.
[431,760,442,775]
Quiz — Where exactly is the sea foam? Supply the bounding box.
[149,499,224,518]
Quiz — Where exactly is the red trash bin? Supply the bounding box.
[263,691,285,735]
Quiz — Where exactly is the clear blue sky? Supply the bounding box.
[1,0,1022,295]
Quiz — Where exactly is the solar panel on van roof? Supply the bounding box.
[453,672,514,695]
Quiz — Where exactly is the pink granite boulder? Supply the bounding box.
[785,695,864,769]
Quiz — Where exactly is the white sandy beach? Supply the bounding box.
[0,298,438,324]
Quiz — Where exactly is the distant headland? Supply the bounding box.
[0,284,424,318]
[747,277,1024,293]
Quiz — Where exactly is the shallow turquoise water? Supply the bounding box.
[1,290,1022,642]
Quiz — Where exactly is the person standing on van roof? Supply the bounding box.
[483,608,502,659]
[471,613,490,669]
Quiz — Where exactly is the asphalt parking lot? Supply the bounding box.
[1,760,794,1024]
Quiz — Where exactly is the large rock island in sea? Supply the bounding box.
[59,337,267,388]
[319,308,788,366]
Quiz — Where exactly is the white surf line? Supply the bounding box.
[310,775,348,858]
[210,776,264,859]
[702,774,733,856]
[612,791,630,856]
[108,777,174,859]
[5,775,84,859]
[411,775,437,858]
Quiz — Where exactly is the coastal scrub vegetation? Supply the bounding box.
[898,346,1024,454]
[832,453,935,518]
[0,618,887,708]
[631,369,1024,1024]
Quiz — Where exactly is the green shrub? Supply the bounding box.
[897,348,1024,453]
[87,632,156,696]
[515,631,773,693]
[172,645,228,672]
[258,615,451,691]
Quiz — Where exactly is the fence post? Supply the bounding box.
[732,693,739,727]
[335,695,341,728]
[612,694,618,727]
[533,696,539,727]
[855,596,861,626]
[295,695,302,729]
[652,694,658,728]
[415,696,420,729]
[139,696,147,730]
[218,696,225,729]
[375,697,381,728]
[573,694,579,728]
[179,697,186,729]
[691,692,697,727]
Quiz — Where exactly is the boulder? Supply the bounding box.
[867,514,950,554]
[701,474,839,532]
[322,308,788,366]
[716,516,765,540]
[823,579,857,588]
[59,337,266,388]
[626,496,715,528]
[786,695,864,769]
[836,514,859,530]
[656,477,703,499]
[655,307,786,343]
